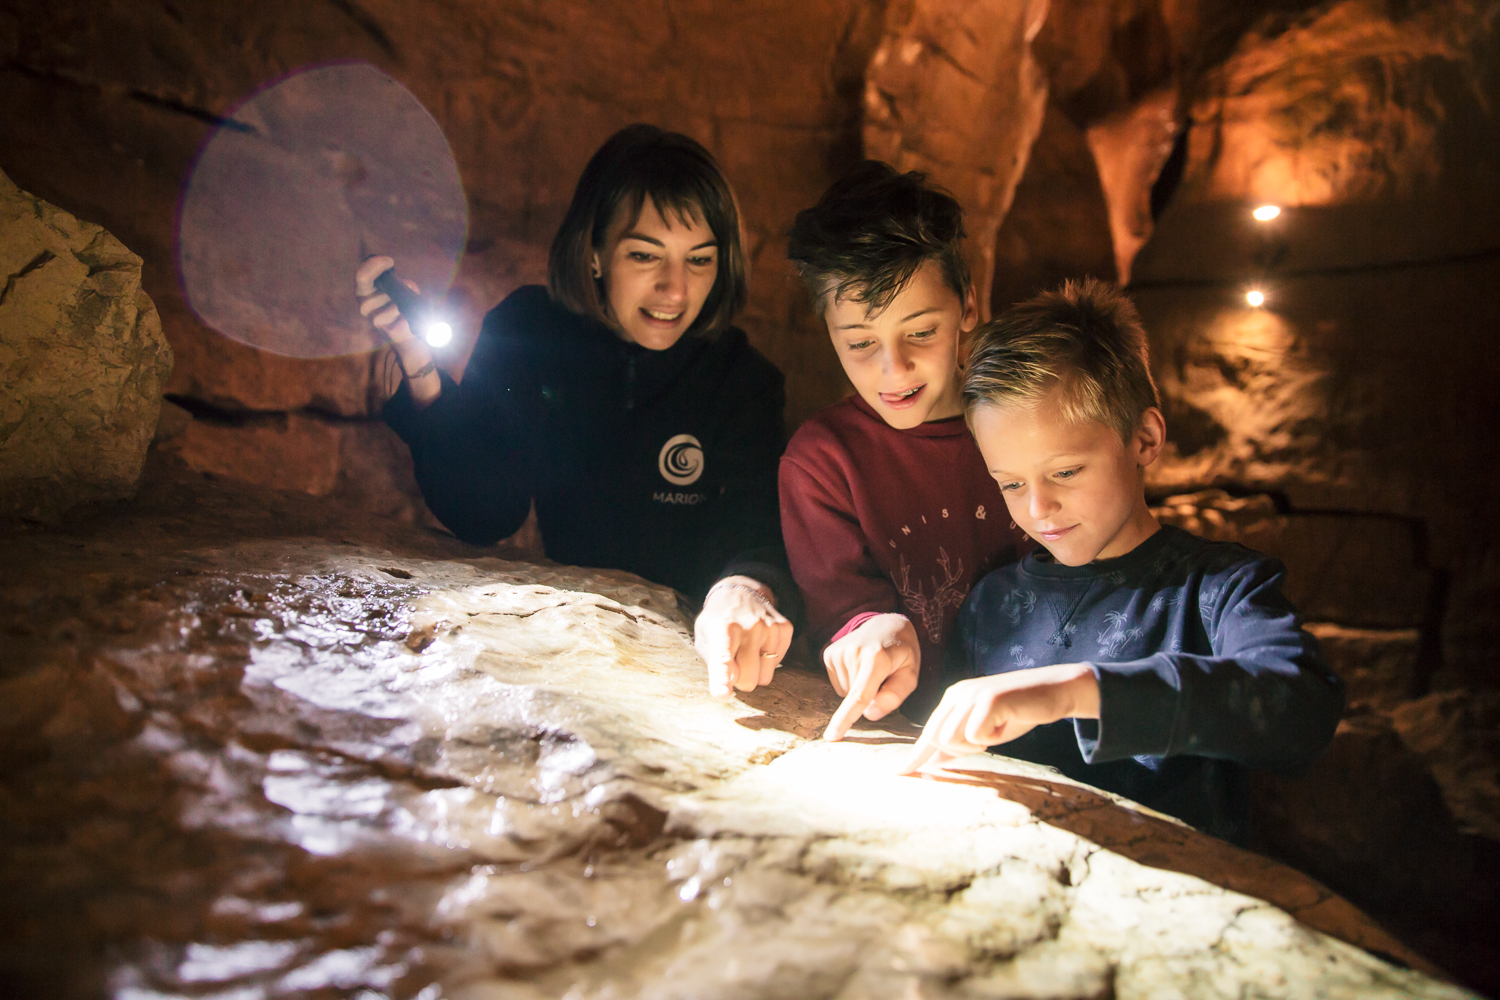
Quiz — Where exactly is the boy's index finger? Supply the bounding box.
[823,688,868,742]
[823,653,880,741]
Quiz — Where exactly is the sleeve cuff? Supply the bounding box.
[829,611,890,646]
[381,370,463,444]
[716,558,804,629]
[1076,654,1183,763]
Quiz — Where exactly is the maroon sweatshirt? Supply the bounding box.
[779,395,1026,711]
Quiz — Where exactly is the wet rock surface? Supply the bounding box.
[0,168,172,520]
[0,460,1479,1000]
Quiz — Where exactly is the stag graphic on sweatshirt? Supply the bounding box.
[895,547,966,643]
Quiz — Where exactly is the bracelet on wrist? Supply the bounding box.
[708,580,773,607]
[401,359,436,380]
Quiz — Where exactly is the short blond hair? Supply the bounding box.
[962,278,1159,440]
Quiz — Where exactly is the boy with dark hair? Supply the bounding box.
[903,278,1344,844]
[776,162,1026,740]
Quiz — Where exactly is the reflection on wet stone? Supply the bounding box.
[0,476,1481,999]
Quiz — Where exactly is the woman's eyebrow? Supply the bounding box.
[619,233,718,251]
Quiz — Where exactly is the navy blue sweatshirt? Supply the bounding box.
[384,285,798,615]
[948,525,1344,843]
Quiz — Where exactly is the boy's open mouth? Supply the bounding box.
[879,384,925,407]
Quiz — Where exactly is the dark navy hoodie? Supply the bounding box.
[384,285,797,616]
[947,525,1344,844]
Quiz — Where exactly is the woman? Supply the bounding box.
[356,124,796,696]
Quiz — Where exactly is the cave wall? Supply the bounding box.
[0,0,897,520]
[1134,2,1500,691]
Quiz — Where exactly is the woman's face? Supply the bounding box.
[592,195,719,351]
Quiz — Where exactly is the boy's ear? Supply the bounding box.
[960,285,979,333]
[1132,407,1167,467]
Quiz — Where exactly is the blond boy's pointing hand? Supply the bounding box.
[899,663,1100,774]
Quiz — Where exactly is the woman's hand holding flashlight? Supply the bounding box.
[356,255,440,408]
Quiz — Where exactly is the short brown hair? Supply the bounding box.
[786,160,969,312]
[548,124,748,335]
[962,278,1159,440]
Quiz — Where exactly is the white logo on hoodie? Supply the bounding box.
[658,434,704,486]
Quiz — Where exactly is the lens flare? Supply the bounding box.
[423,321,453,348]
[178,62,467,358]
[1252,205,1281,222]
[1246,290,1265,307]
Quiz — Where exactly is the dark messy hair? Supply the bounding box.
[785,160,970,312]
[548,124,748,335]
[963,278,1160,441]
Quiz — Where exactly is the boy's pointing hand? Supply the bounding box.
[822,614,920,741]
[899,663,1101,775]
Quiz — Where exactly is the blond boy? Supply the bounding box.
[904,280,1343,843]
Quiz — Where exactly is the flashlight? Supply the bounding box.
[372,264,453,348]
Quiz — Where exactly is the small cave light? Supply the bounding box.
[1246,290,1265,307]
[1252,205,1281,222]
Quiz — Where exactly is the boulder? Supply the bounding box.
[153,405,437,526]
[0,168,172,519]
[0,477,1474,999]
[1391,690,1500,843]
[1252,710,1500,991]
[1253,714,1475,916]
[1305,622,1423,709]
